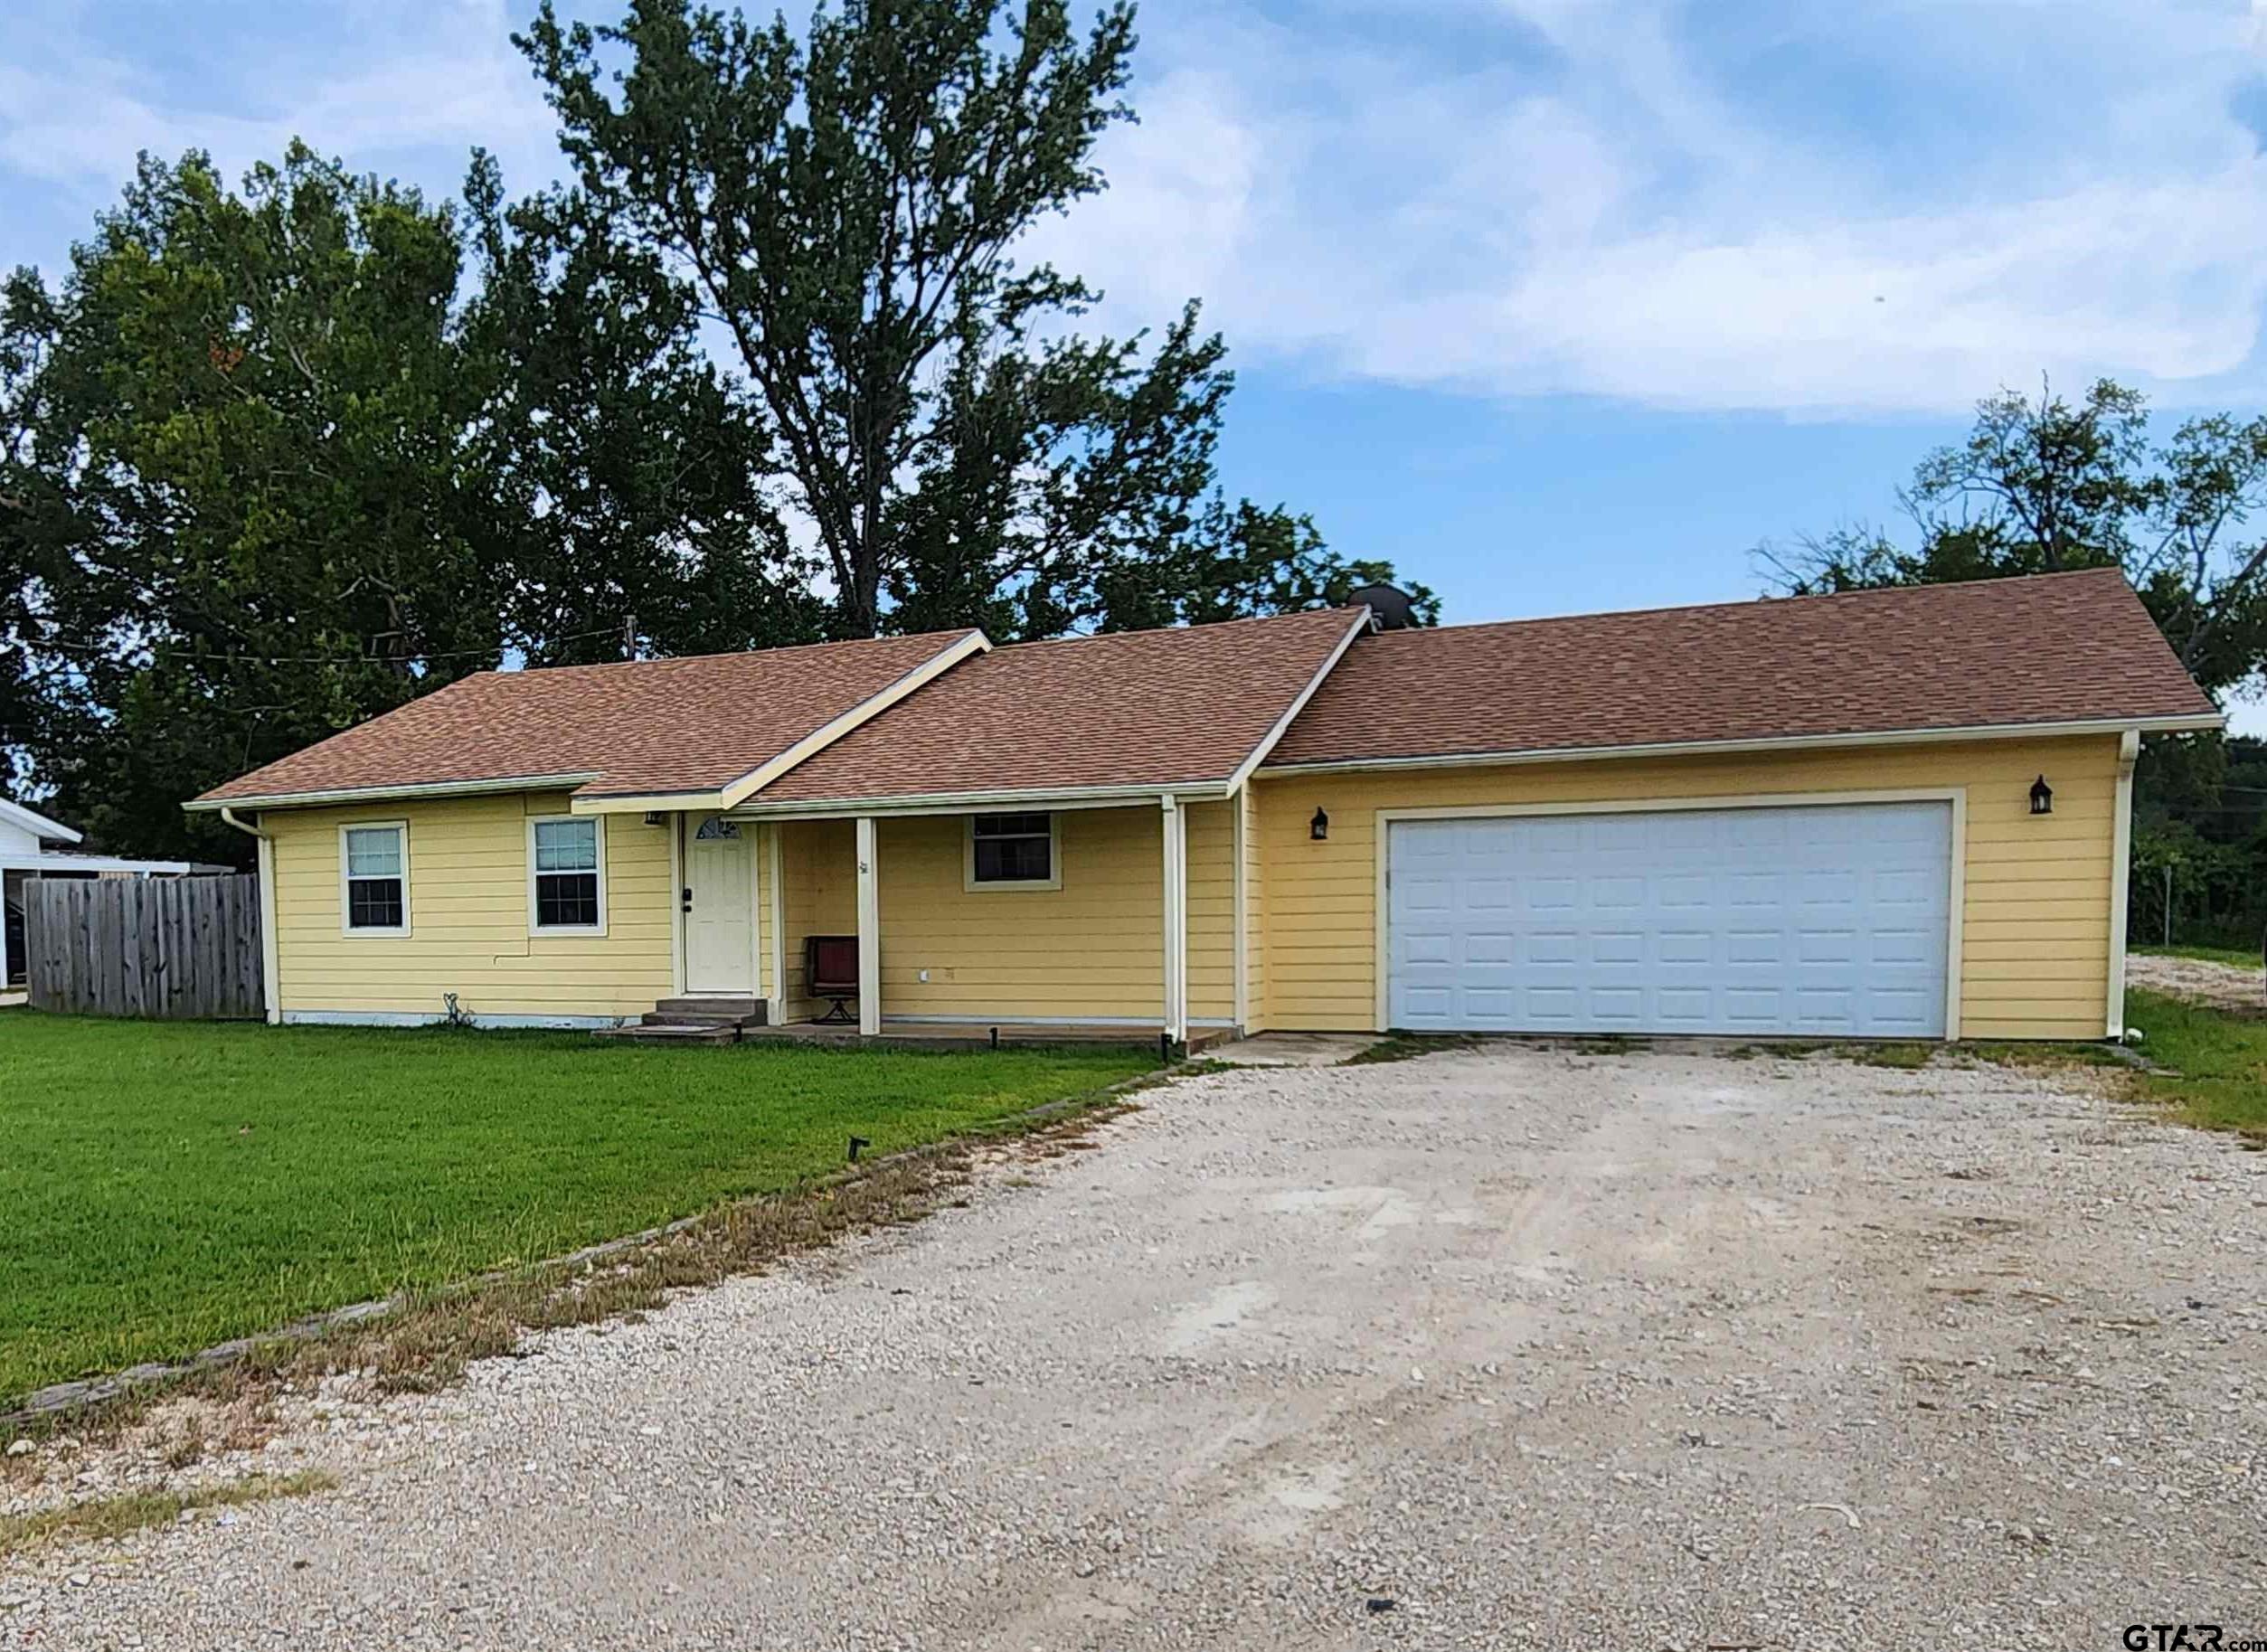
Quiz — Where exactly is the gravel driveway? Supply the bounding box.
[6,1044,2265,1649]
[2129,950,2266,1016]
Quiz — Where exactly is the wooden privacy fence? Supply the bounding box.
[24,874,264,1020]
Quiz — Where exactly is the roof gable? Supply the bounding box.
[194,629,985,810]
[747,607,1370,807]
[1266,568,2221,770]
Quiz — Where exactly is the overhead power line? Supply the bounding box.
[5,624,626,668]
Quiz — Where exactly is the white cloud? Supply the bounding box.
[1030,0,2267,414]
[0,0,561,266]
[11,0,2267,419]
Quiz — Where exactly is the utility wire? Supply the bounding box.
[4,624,625,668]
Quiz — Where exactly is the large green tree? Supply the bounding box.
[7,0,1426,856]
[1758,377,2267,947]
[520,0,1422,639]
[3,147,512,863]
[1758,378,2267,698]
[462,156,827,663]
[1,145,816,861]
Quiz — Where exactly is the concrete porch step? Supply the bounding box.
[643,996,768,1029]
[591,1021,741,1045]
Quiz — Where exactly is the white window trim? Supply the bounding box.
[527,813,609,937]
[338,819,411,939]
[964,811,1062,892]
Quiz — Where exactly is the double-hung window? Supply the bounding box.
[341,823,409,935]
[529,816,606,933]
[967,812,1058,890]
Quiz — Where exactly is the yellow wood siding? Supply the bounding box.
[776,817,855,1024]
[1253,734,2122,1041]
[1185,801,1234,1024]
[265,790,674,1021]
[1240,785,1267,1033]
[765,803,1236,1026]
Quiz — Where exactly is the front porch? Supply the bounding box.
[742,1019,1232,1053]
[637,792,1248,1045]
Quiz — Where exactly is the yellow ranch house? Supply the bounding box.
[189,569,2221,1046]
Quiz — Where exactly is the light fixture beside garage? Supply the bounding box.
[1310,807,1329,842]
[2029,776,2054,817]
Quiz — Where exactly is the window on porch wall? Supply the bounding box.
[969,813,1053,884]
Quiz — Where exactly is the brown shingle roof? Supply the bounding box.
[1265,569,2219,769]
[750,607,1368,805]
[194,630,980,806]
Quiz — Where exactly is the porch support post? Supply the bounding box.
[1161,793,1188,1044]
[765,823,787,1027]
[855,815,881,1037]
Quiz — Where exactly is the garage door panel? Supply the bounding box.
[1463,930,1515,965]
[1526,877,1578,911]
[1387,801,1951,1037]
[1797,929,1856,964]
[1726,930,1783,965]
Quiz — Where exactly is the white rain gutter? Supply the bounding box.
[217,807,282,1025]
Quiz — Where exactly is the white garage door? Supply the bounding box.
[1386,801,1952,1037]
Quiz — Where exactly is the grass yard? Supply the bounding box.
[0,1015,1153,1408]
[2122,986,2267,1137]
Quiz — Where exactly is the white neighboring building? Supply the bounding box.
[0,798,217,988]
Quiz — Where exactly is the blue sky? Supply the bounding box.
[5,0,2266,725]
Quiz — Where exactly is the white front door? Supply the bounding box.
[685,814,755,994]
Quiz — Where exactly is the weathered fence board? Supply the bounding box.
[24,874,263,1020]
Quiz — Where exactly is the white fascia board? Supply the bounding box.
[723,630,992,807]
[0,796,81,844]
[1223,609,1374,795]
[1258,713,2227,779]
[0,854,204,873]
[730,779,1234,821]
[572,789,725,816]
[184,773,603,813]
[572,632,997,817]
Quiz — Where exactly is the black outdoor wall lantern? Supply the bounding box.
[1310,807,1330,842]
[2029,775,2054,817]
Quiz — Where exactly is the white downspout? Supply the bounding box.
[218,806,282,1025]
[2106,729,2140,1041]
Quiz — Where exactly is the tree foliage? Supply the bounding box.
[1758,378,2267,698]
[3,148,511,863]
[1,146,815,860]
[520,0,1417,639]
[462,156,827,663]
[5,0,1429,858]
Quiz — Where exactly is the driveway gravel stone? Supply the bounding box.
[2129,951,2265,1017]
[5,1044,2264,1649]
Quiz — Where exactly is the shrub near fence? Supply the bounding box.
[24,874,264,1020]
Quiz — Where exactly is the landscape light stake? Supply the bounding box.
[847,1135,871,1164]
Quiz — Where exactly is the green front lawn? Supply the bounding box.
[2123,986,2267,1137]
[0,1015,1152,1407]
